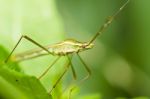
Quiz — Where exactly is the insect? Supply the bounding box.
[4,0,130,95]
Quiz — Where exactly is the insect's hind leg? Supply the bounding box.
[5,35,52,63]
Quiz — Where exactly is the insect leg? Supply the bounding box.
[5,35,52,63]
[68,54,91,99]
[38,56,61,80]
[56,55,77,98]
[67,56,77,80]
[49,56,72,94]
[88,0,130,44]
[66,56,77,99]
[77,53,91,83]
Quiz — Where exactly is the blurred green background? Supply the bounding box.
[0,0,150,99]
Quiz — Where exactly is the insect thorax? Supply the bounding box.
[48,39,94,55]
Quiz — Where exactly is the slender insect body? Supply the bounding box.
[50,39,94,55]
[13,39,94,61]
[12,48,48,62]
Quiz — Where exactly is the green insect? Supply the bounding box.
[5,0,130,95]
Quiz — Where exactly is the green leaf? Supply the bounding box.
[0,45,20,71]
[0,46,52,99]
[0,66,52,99]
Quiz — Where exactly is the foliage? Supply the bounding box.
[0,46,52,99]
[0,0,150,99]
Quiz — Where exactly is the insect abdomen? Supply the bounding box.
[49,44,78,55]
[12,39,84,61]
[12,48,49,61]
[12,44,79,61]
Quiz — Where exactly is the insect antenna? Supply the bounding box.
[88,0,130,45]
